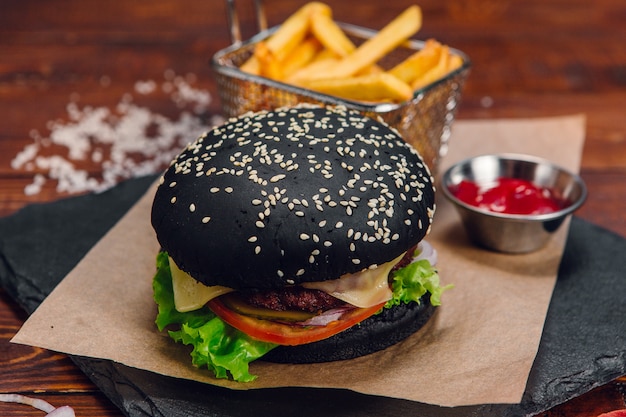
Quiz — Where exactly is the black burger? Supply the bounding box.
[151,104,450,382]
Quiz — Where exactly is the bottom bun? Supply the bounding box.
[262,295,436,364]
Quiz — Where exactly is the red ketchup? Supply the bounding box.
[450,178,564,215]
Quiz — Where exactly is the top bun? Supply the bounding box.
[151,105,435,289]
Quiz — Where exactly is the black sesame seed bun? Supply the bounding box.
[151,104,436,289]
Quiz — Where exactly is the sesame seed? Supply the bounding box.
[202,216,211,223]
[189,203,196,212]
[170,196,177,203]
[300,233,310,240]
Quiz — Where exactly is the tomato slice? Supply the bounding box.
[207,297,386,346]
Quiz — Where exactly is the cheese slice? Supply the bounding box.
[170,252,403,312]
[302,253,404,308]
[169,257,233,312]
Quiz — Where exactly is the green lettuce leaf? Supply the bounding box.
[152,251,277,382]
[384,259,452,309]
[152,249,452,382]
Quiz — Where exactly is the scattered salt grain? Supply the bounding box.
[134,79,157,95]
[11,141,40,170]
[24,173,46,196]
[11,70,222,196]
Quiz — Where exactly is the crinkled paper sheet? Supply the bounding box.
[12,115,589,407]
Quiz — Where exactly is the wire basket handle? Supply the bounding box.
[225,0,268,46]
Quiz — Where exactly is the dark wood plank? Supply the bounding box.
[1,0,625,416]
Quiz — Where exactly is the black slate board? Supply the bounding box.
[1,174,625,417]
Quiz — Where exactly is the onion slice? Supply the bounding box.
[0,394,75,416]
[46,406,76,416]
[412,240,437,266]
[300,306,352,326]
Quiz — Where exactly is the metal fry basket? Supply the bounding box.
[211,1,471,173]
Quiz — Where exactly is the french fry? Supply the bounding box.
[268,2,331,61]
[287,57,340,84]
[447,53,464,73]
[389,39,442,84]
[309,11,356,57]
[411,45,451,90]
[298,72,413,102]
[255,41,284,80]
[288,49,383,84]
[241,2,332,74]
[288,57,382,85]
[310,48,340,63]
[355,63,384,76]
[281,37,323,78]
[304,5,422,80]
[240,55,261,75]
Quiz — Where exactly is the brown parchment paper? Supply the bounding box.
[12,114,586,407]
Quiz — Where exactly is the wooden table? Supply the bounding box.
[1,0,625,415]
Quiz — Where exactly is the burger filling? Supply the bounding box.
[233,288,346,315]
[152,242,449,382]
